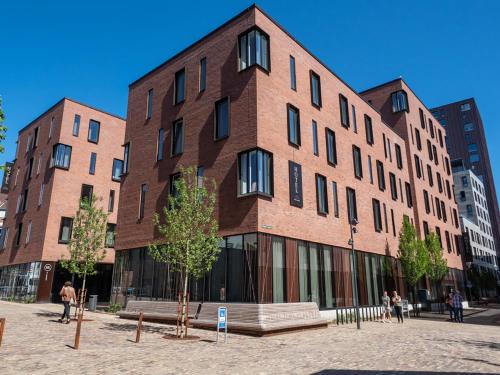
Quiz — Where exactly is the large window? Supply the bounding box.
[89,152,97,175]
[326,128,337,166]
[315,174,328,215]
[352,145,362,179]
[112,159,123,181]
[172,119,184,156]
[290,56,296,90]
[174,68,185,104]
[339,94,349,128]
[372,199,382,232]
[51,143,72,170]
[310,71,322,108]
[88,120,100,143]
[238,148,273,196]
[58,217,73,244]
[365,114,374,145]
[215,97,230,139]
[346,187,357,222]
[123,143,130,174]
[73,115,80,136]
[146,88,153,119]
[157,128,164,161]
[199,58,207,92]
[391,90,409,112]
[389,172,397,201]
[287,104,301,146]
[312,121,319,156]
[105,223,116,248]
[238,27,269,71]
[376,160,385,191]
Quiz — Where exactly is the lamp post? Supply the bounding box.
[349,218,360,330]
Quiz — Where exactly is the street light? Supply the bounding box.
[349,218,361,330]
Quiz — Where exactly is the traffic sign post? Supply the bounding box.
[216,307,227,343]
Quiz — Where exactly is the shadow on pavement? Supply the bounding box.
[425,337,500,351]
[33,310,61,318]
[100,322,175,335]
[313,371,497,375]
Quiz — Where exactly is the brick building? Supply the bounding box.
[0,98,125,302]
[111,5,464,309]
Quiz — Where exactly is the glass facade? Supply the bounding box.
[0,262,41,301]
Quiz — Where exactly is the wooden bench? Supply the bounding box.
[118,301,327,336]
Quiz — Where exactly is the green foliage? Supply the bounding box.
[397,217,429,287]
[149,165,222,280]
[0,96,8,162]
[60,195,108,280]
[425,232,448,282]
[105,303,122,313]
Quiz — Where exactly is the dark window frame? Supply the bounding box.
[352,145,363,179]
[171,118,184,156]
[395,143,403,169]
[372,198,382,232]
[51,143,72,170]
[325,128,337,166]
[310,70,322,108]
[315,173,328,215]
[364,114,374,145]
[237,26,271,73]
[112,159,123,182]
[58,217,73,244]
[289,55,296,91]
[339,94,350,128]
[346,187,358,222]
[215,97,230,140]
[237,147,274,197]
[174,68,186,105]
[376,160,385,191]
[87,119,100,144]
[287,104,301,147]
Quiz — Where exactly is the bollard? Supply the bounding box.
[135,312,144,343]
[74,313,83,350]
[0,318,5,348]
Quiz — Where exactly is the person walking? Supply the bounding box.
[380,291,392,323]
[392,291,404,323]
[452,290,464,323]
[445,292,454,321]
[59,281,76,324]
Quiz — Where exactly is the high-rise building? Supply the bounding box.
[0,98,125,302]
[111,5,464,309]
[431,99,500,258]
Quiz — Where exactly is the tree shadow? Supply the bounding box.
[100,322,175,335]
[313,371,497,375]
[424,337,500,351]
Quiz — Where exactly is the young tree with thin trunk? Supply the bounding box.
[398,217,429,315]
[60,195,108,315]
[425,232,448,303]
[149,166,221,338]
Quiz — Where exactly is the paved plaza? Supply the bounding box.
[0,301,499,374]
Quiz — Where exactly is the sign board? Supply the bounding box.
[288,161,303,208]
[43,264,52,272]
[216,306,227,343]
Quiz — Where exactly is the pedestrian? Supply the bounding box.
[452,290,464,323]
[58,281,76,324]
[380,291,392,323]
[445,292,454,321]
[392,291,404,323]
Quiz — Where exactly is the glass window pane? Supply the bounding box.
[272,237,285,303]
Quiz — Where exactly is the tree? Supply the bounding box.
[149,166,221,338]
[0,96,7,161]
[398,217,429,313]
[425,232,448,301]
[60,195,109,315]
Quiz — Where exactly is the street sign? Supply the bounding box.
[216,306,227,343]
[43,264,52,272]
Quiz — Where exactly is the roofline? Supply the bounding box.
[18,97,126,134]
[430,97,476,111]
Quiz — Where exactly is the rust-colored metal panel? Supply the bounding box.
[37,261,56,302]
[258,233,272,303]
[285,238,299,302]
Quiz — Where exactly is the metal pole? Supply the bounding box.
[350,222,361,330]
[135,312,144,343]
[0,318,5,348]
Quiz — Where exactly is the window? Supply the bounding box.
[169,173,181,198]
[123,143,130,174]
[423,221,430,237]
[26,134,33,153]
[88,120,100,143]
[460,103,471,112]
[383,134,387,158]
[468,143,478,152]
[289,56,296,90]
[415,128,422,150]
[172,119,184,156]
[395,143,403,169]
[391,90,409,112]
[310,71,322,108]
[427,165,434,186]
[287,104,301,146]
[368,155,374,184]
[22,189,28,211]
[16,195,22,214]
[435,227,442,248]
[445,231,451,253]
[437,172,443,193]
[155,128,165,161]
[312,121,319,156]
[352,145,362,179]
[0,228,8,250]
[108,190,115,213]
[197,166,204,188]
[441,201,447,222]
[238,27,269,71]
[364,115,374,145]
[215,97,230,139]
[25,221,32,244]
[346,187,357,222]
[372,199,382,232]
[58,217,73,244]
[315,174,328,215]
[339,94,349,128]
[376,160,385,191]
[332,181,339,218]
[470,154,480,163]
[459,191,466,201]
[423,190,430,213]
[435,197,442,219]
[464,123,474,132]
[139,184,148,219]
[405,182,413,208]
[49,117,54,139]
[325,128,337,166]
[238,148,273,196]
[51,143,72,169]
[389,173,397,200]
[33,127,39,147]
[199,58,207,92]
[453,209,459,229]
[414,155,422,178]
[15,223,23,247]
[462,175,468,187]
[38,183,45,206]
[81,184,93,205]
[146,89,154,119]
[73,114,80,136]
[438,129,443,148]
[89,152,97,175]
[112,159,123,182]
[445,157,450,176]
[391,209,396,237]
[352,105,358,133]
[174,68,185,104]
[427,140,433,160]
[432,145,438,165]
[105,224,116,248]
[419,108,425,129]
[429,119,435,138]
[28,157,34,179]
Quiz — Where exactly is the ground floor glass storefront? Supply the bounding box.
[0,262,41,302]
[111,232,410,309]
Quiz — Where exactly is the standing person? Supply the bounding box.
[392,291,404,323]
[380,291,392,323]
[452,290,464,323]
[445,292,454,321]
[59,281,76,324]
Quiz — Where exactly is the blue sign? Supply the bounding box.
[218,307,227,329]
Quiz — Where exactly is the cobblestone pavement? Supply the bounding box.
[0,301,499,375]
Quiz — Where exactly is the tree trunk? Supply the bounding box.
[180,268,189,338]
[80,273,87,317]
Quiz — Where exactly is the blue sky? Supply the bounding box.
[1,0,499,196]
